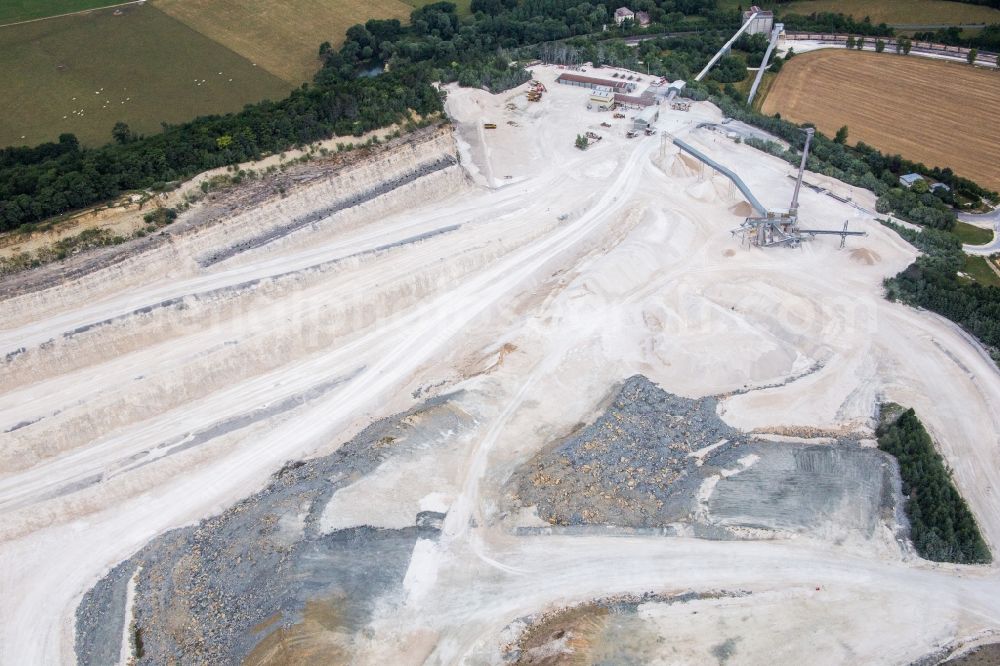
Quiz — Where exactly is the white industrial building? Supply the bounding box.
[633,104,660,129]
[742,5,774,35]
[588,91,616,111]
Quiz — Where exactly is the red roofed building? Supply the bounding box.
[555,72,634,94]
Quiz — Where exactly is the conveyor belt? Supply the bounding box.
[747,24,782,104]
[672,138,768,216]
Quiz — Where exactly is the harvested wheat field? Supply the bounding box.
[153,0,415,84]
[763,49,1000,191]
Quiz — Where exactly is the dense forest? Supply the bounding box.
[878,407,991,564]
[882,222,1000,364]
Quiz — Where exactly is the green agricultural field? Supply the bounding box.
[0,0,119,25]
[777,0,1000,25]
[0,3,291,148]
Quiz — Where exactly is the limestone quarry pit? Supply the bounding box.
[3,65,1000,665]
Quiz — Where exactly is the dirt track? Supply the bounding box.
[4,65,1000,664]
[762,49,1000,191]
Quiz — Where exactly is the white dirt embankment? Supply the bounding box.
[0,128,461,331]
[0,120,422,261]
[3,64,1000,665]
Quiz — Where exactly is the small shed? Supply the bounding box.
[899,173,925,188]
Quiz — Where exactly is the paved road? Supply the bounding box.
[785,36,999,66]
[959,207,1000,255]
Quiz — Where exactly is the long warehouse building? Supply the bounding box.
[555,72,635,94]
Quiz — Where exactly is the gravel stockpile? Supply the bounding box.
[75,394,459,665]
[509,375,901,541]
[510,375,746,527]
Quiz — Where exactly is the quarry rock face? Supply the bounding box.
[509,376,901,543]
[76,377,903,662]
[77,396,461,664]
[2,66,1000,665]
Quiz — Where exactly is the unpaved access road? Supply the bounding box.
[3,65,1000,664]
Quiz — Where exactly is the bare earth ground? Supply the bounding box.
[152,0,415,85]
[762,49,1000,192]
[4,66,1000,664]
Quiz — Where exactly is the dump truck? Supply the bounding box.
[626,130,638,138]
[483,123,497,129]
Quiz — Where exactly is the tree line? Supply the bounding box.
[779,11,894,36]
[914,24,1000,53]
[882,221,1000,367]
[878,406,991,564]
[941,0,1000,8]
[0,65,442,233]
